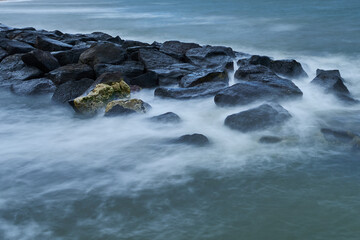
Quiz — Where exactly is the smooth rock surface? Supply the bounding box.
[51,78,94,103]
[10,78,55,95]
[47,63,95,85]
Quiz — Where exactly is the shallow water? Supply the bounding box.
[1,0,360,239]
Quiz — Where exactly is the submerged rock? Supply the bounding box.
[52,78,94,104]
[47,63,94,85]
[180,69,228,88]
[172,133,210,146]
[259,136,283,144]
[71,80,130,114]
[10,78,55,95]
[21,49,60,72]
[79,42,126,66]
[104,99,151,117]
[149,112,181,123]
[321,128,360,150]
[224,103,292,132]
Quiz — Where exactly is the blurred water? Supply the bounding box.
[1,0,360,239]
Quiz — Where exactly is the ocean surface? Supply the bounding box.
[1,0,360,239]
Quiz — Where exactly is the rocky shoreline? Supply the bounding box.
[1,23,359,148]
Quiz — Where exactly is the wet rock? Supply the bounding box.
[0,54,43,85]
[138,48,181,69]
[94,61,145,79]
[52,45,90,66]
[10,78,55,95]
[35,36,72,51]
[172,133,210,146]
[21,49,60,72]
[180,69,228,88]
[47,63,95,85]
[52,78,94,103]
[311,69,357,103]
[104,99,150,117]
[121,40,150,49]
[79,42,126,66]
[0,47,8,61]
[160,40,200,60]
[149,112,181,123]
[130,71,159,88]
[155,81,228,99]
[321,128,360,150]
[152,63,199,86]
[0,38,34,54]
[185,45,235,69]
[11,29,61,46]
[259,136,283,144]
[95,71,124,84]
[224,103,292,132]
[71,80,130,114]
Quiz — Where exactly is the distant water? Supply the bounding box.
[1,0,360,240]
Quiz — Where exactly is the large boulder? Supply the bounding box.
[71,80,130,114]
[21,49,60,72]
[160,41,200,60]
[51,78,94,103]
[224,103,292,132]
[172,133,210,147]
[10,78,55,95]
[0,54,43,86]
[79,42,126,66]
[138,48,181,69]
[47,63,95,85]
[0,38,34,55]
[94,61,145,79]
[104,99,151,117]
[149,112,181,123]
[130,71,159,88]
[52,45,90,66]
[155,81,228,100]
[35,36,72,51]
[180,69,228,88]
[152,63,199,86]
[185,45,235,70]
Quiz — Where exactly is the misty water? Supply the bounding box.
[1,0,360,239]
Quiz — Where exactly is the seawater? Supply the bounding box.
[0,0,360,239]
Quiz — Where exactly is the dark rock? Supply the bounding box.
[95,71,124,85]
[21,49,60,72]
[79,42,126,66]
[130,71,159,88]
[94,61,145,78]
[47,63,95,85]
[224,103,292,132]
[152,63,199,86]
[259,136,283,144]
[0,54,43,85]
[0,23,13,32]
[160,41,200,60]
[155,81,228,100]
[248,55,272,67]
[104,99,151,117]
[84,32,114,42]
[52,45,90,66]
[321,128,358,143]
[149,112,181,123]
[138,48,181,69]
[10,78,55,95]
[35,36,72,51]
[0,47,8,61]
[121,40,150,49]
[104,105,137,116]
[185,45,235,69]
[130,85,142,92]
[11,30,61,46]
[0,38,34,55]
[180,69,228,88]
[51,78,95,103]
[172,133,210,146]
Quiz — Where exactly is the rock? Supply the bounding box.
[160,40,200,60]
[79,42,126,66]
[130,71,159,88]
[47,63,95,85]
[321,128,360,150]
[10,78,55,95]
[0,47,8,61]
[155,81,228,99]
[180,69,228,88]
[51,78,94,103]
[21,49,60,72]
[95,71,124,85]
[121,40,150,49]
[0,54,43,86]
[94,61,145,79]
[310,69,357,103]
[11,29,61,46]
[138,48,181,69]
[0,38,34,55]
[185,45,235,69]
[245,55,308,79]
[104,99,150,117]
[149,112,181,123]
[224,103,292,132]
[152,63,199,86]
[52,45,90,66]
[71,80,130,114]
[172,133,210,146]
[259,136,283,144]
[35,36,72,51]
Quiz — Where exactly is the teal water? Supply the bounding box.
[1,0,360,239]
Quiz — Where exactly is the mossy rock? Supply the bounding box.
[105,99,151,117]
[73,80,130,114]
